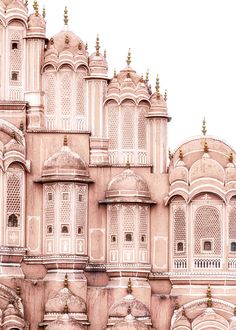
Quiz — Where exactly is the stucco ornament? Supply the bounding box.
[46,313,85,330]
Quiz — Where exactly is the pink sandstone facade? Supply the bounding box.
[0,1,236,329]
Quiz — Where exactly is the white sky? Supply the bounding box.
[31,0,236,151]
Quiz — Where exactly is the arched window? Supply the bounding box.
[177,242,184,252]
[203,241,212,251]
[61,225,69,234]
[231,242,236,252]
[8,214,18,227]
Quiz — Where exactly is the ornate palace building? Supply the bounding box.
[0,1,236,329]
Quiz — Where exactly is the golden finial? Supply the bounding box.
[114,69,117,78]
[64,301,69,314]
[78,42,82,50]
[156,74,160,99]
[174,300,179,310]
[64,6,69,26]
[126,71,131,79]
[25,0,28,6]
[19,120,24,132]
[33,0,39,16]
[127,305,132,315]
[202,117,207,135]
[169,149,173,161]
[96,34,100,56]
[234,306,236,316]
[42,6,46,19]
[65,35,69,45]
[63,135,68,146]
[140,73,144,83]
[50,38,54,45]
[145,69,149,83]
[126,156,131,169]
[207,284,213,308]
[16,286,21,296]
[127,278,133,294]
[11,131,16,140]
[64,273,68,287]
[229,152,234,163]
[85,42,88,50]
[204,141,209,153]
[182,308,186,317]
[104,49,107,59]
[164,89,168,101]
[179,149,183,160]
[126,48,131,66]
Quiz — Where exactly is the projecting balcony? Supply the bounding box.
[193,258,222,269]
[108,149,148,165]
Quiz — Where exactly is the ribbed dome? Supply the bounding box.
[89,52,108,76]
[189,155,225,184]
[45,287,86,314]
[106,169,151,202]
[42,145,89,179]
[46,314,85,330]
[1,0,26,11]
[28,13,46,29]
[48,30,86,55]
[113,313,149,330]
[109,294,150,318]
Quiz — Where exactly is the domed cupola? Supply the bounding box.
[41,136,91,182]
[169,149,188,185]
[112,308,149,330]
[44,7,88,68]
[46,313,85,330]
[27,1,46,38]
[104,167,154,204]
[89,35,108,77]
[149,74,169,117]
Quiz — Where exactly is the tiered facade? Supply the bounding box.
[0,1,236,329]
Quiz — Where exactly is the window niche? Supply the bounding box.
[61,225,69,234]
[8,214,18,227]
[11,71,19,81]
[202,239,213,252]
[231,241,236,252]
[47,225,53,234]
[125,232,133,242]
[11,41,19,50]
[176,241,184,252]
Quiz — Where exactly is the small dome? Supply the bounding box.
[4,137,25,155]
[109,294,150,318]
[45,287,86,314]
[46,314,85,330]
[189,155,225,184]
[3,302,19,317]
[106,169,151,202]
[42,145,89,179]
[89,52,108,77]
[28,13,45,27]
[112,313,149,330]
[149,92,168,115]
[49,30,86,55]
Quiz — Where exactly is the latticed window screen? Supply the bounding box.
[44,185,55,225]
[107,100,148,164]
[194,206,221,255]
[76,68,86,115]
[59,184,71,223]
[229,207,236,239]
[109,205,118,247]
[75,184,87,234]
[121,103,135,150]
[60,72,71,116]
[139,206,148,247]
[44,71,56,115]
[173,207,186,256]
[6,169,23,226]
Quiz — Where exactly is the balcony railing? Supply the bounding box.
[173,258,187,269]
[108,149,148,165]
[45,115,86,131]
[193,258,222,269]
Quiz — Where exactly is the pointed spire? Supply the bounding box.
[156,74,160,99]
[126,48,131,66]
[179,149,183,160]
[204,141,209,153]
[11,131,16,140]
[207,284,212,308]
[64,6,69,26]
[114,69,117,78]
[145,69,149,83]
[33,0,39,16]
[104,49,107,59]
[174,299,179,310]
[96,34,100,56]
[127,278,133,294]
[78,42,82,50]
[127,305,132,315]
[64,273,68,287]
[85,42,88,51]
[16,286,21,296]
[234,306,236,316]
[164,89,168,101]
[140,73,144,82]
[42,6,46,18]
[25,0,28,7]
[202,117,207,135]
[168,149,173,161]
[63,135,68,146]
